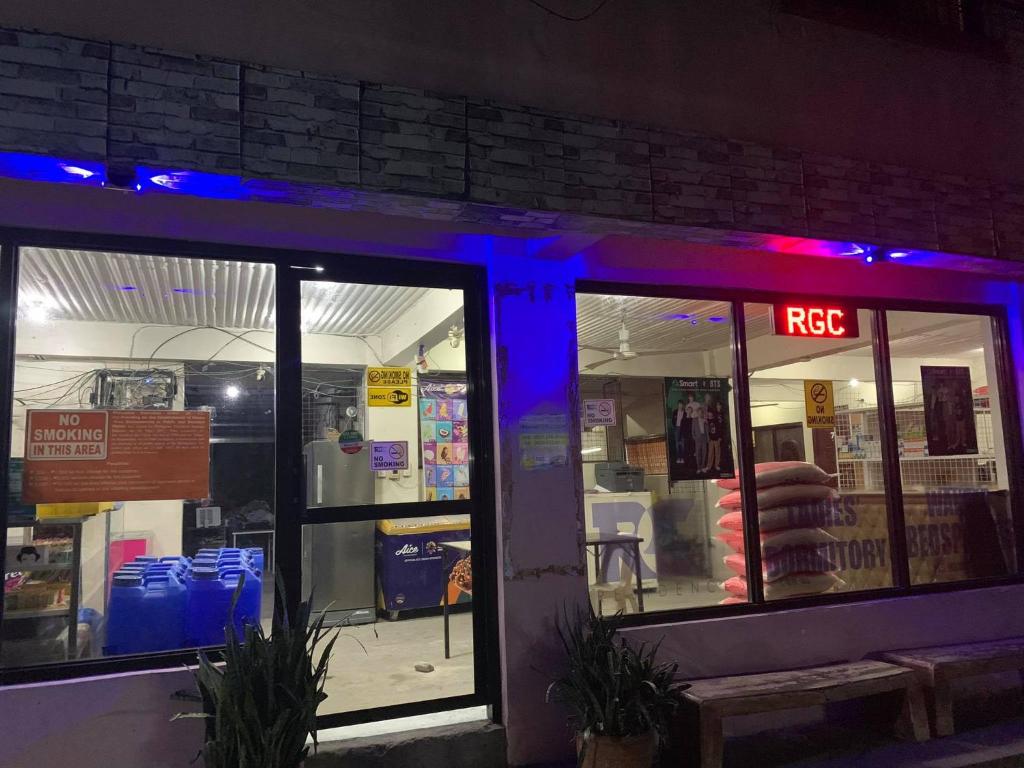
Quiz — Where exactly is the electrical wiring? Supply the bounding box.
[526,0,612,22]
[127,324,176,367]
[143,326,275,368]
[316,334,385,366]
[13,370,99,394]
[22,372,98,407]
[199,329,276,366]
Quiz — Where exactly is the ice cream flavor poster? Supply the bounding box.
[419,379,470,500]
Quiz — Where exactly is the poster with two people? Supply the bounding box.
[921,366,978,457]
[664,377,735,482]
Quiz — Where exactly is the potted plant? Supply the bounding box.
[547,605,689,768]
[176,575,338,768]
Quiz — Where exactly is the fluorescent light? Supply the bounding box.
[849,378,860,387]
[26,305,50,324]
[581,447,602,455]
[20,293,58,324]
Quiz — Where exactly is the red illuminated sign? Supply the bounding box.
[771,303,860,339]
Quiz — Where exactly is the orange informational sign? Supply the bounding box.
[22,409,210,504]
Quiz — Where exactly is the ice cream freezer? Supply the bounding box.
[376,516,471,619]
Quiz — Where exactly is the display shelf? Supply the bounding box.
[838,454,996,463]
[4,562,73,573]
[4,605,71,620]
[1,520,81,660]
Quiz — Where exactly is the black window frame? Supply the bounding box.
[0,229,501,731]
[576,279,1024,628]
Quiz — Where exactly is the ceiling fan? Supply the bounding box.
[579,312,685,371]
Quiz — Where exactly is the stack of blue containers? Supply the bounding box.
[105,547,263,655]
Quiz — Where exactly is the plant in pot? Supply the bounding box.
[175,575,339,768]
[546,604,689,768]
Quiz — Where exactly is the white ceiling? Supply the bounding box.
[17,250,989,361]
[575,293,773,353]
[17,248,437,336]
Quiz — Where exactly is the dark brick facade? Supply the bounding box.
[1,23,1024,261]
[361,84,465,197]
[242,65,359,185]
[108,44,239,172]
[468,101,650,218]
[0,29,108,161]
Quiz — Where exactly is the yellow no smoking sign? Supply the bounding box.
[804,380,835,429]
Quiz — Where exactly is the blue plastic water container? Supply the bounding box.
[243,547,265,573]
[140,573,187,651]
[105,573,145,655]
[185,567,234,646]
[221,567,261,637]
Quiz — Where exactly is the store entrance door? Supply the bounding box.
[274,255,497,728]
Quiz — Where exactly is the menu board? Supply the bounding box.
[419,380,470,500]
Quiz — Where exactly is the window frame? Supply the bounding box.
[576,279,1024,629]
[0,229,501,730]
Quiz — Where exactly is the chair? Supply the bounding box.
[590,551,638,616]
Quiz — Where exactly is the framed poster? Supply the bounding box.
[664,377,734,482]
[921,366,978,457]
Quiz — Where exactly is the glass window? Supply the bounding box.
[886,311,1016,584]
[743,304,896,600]
[576,293,741,612]
[300,281,470,507]
[3,248,276,667]
[302,516,474,713]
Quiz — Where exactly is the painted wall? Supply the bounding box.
[1,1,1023,184]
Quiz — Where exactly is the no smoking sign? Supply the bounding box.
[583,399,617,427]
[803,380,835,429]
[370,440,410,471]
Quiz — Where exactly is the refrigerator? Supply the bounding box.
[302,440,376,625]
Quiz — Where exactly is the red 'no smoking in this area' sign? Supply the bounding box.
[22,409,211,504]
[26,411,109,460]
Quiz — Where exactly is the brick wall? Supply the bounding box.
[0,23,1020,260]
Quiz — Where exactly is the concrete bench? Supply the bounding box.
[879,637,1024,737]
[682,660,930,768]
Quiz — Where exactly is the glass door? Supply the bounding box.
[275,255,495,725]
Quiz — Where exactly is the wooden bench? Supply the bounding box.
[879,637,1024,737]
[682,660,930,768]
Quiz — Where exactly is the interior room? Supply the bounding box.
[576,292,1014,613]
[3,247,474,714]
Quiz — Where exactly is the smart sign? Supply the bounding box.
[771,303,859,339]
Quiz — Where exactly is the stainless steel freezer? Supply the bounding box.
[302,439,376,625]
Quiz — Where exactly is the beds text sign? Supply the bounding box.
[772,303,859,339]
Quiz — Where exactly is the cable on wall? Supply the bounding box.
[525,0,613,22]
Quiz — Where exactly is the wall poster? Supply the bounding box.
[419,379,470,500]
[664,377,734,482]
[921,366,978,457]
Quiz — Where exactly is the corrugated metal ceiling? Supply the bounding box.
[17,248,435,335]
[576,293,773,353]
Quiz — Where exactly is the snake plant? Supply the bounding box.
[176,574,338,768]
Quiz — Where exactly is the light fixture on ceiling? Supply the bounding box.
[20,294,58,325]
[849,378,860,387]
[225,384,241,399]
[448,325,464,349]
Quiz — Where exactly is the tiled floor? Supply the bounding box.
[319,610,475,715]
